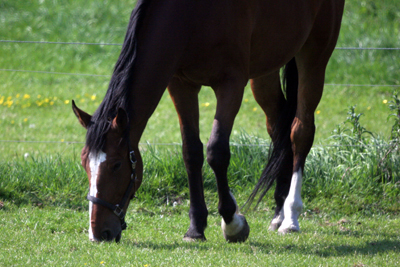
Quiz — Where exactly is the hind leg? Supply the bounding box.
[277,61,324,234]
[168,77,208,240]
[251,72,293,231]
[278,22,343,234]
[277,1,344,234]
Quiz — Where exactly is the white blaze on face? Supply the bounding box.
[278,168,304,233]
[88,151,106,241]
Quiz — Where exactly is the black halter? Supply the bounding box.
[86,150,137,232]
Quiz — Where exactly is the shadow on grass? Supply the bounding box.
[123,240,212,251]
[250,239,400,257]
[122,239,400,257]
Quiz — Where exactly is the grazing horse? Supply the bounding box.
[72,0,345,242]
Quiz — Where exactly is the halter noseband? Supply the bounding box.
[86,150,137,233]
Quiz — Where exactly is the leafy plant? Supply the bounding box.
[388,91,400,141]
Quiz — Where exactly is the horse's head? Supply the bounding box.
[72,100,139,242]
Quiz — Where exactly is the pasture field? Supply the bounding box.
[0,1,400,266]
[0,204,399,266]
[1,127,399,266]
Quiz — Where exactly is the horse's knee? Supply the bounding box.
[206,137,230,172]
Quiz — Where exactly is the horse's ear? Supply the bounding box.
[72,100,92,129]
[112,108,129,133]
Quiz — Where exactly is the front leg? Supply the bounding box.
[207,76,250,242]
[168,78,208,241]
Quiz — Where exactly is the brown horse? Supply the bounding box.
[72,0,345,242]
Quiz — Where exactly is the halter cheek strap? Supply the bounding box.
[86,150,137,231]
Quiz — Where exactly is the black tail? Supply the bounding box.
[243,57,298,211]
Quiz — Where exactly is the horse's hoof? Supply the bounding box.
[222,214,250,243]
[183,230,206,242]
[269,210,284,231]
[278,224,300,235]
[268,222,281,231]
[182,236,206,242]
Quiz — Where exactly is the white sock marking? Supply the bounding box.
[222,213,244,236]
[278,168,303,233]
[221,192,244,236]
[88,151,106,241]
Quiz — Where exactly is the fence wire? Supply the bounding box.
[0,139,395,148]
[1,39,399,148]
[2,39,400,50]
[1,39,400,87]
[1,69,399,88]
[0,68,109,77]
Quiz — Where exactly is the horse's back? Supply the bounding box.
[175,0,345,84]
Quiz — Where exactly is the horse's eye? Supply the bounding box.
[112,162,122,172]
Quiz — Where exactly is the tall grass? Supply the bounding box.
[1,98,399,215]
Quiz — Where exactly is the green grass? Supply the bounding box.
[1,203,399,266]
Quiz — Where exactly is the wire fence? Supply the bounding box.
[2,39,400,50]
[1,68,400,88]
[1,39,399,88]
[0,139,396,149]
[1,39,399,149]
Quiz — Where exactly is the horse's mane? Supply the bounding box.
[86,0,150,153]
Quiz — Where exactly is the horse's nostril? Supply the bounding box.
[101,229,113,241]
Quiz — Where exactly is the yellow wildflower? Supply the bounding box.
[24,118,28,122]
[44,98,49,103]
[253,107,257,111]
[316,110,321,114]
[367,106,371,110]
[0,96,4,105]
[64,100,70,104]
[6,100,13,107]
[61,139,65,142]
[23,94,30,99]
[16,93,20,98]
[50,101,54,105]
[11,120,15,124]
[204,102,210,107]
[383,99,388,104]
[244,99,249,102]
[91,95,96,101]
[37,95,41,98]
